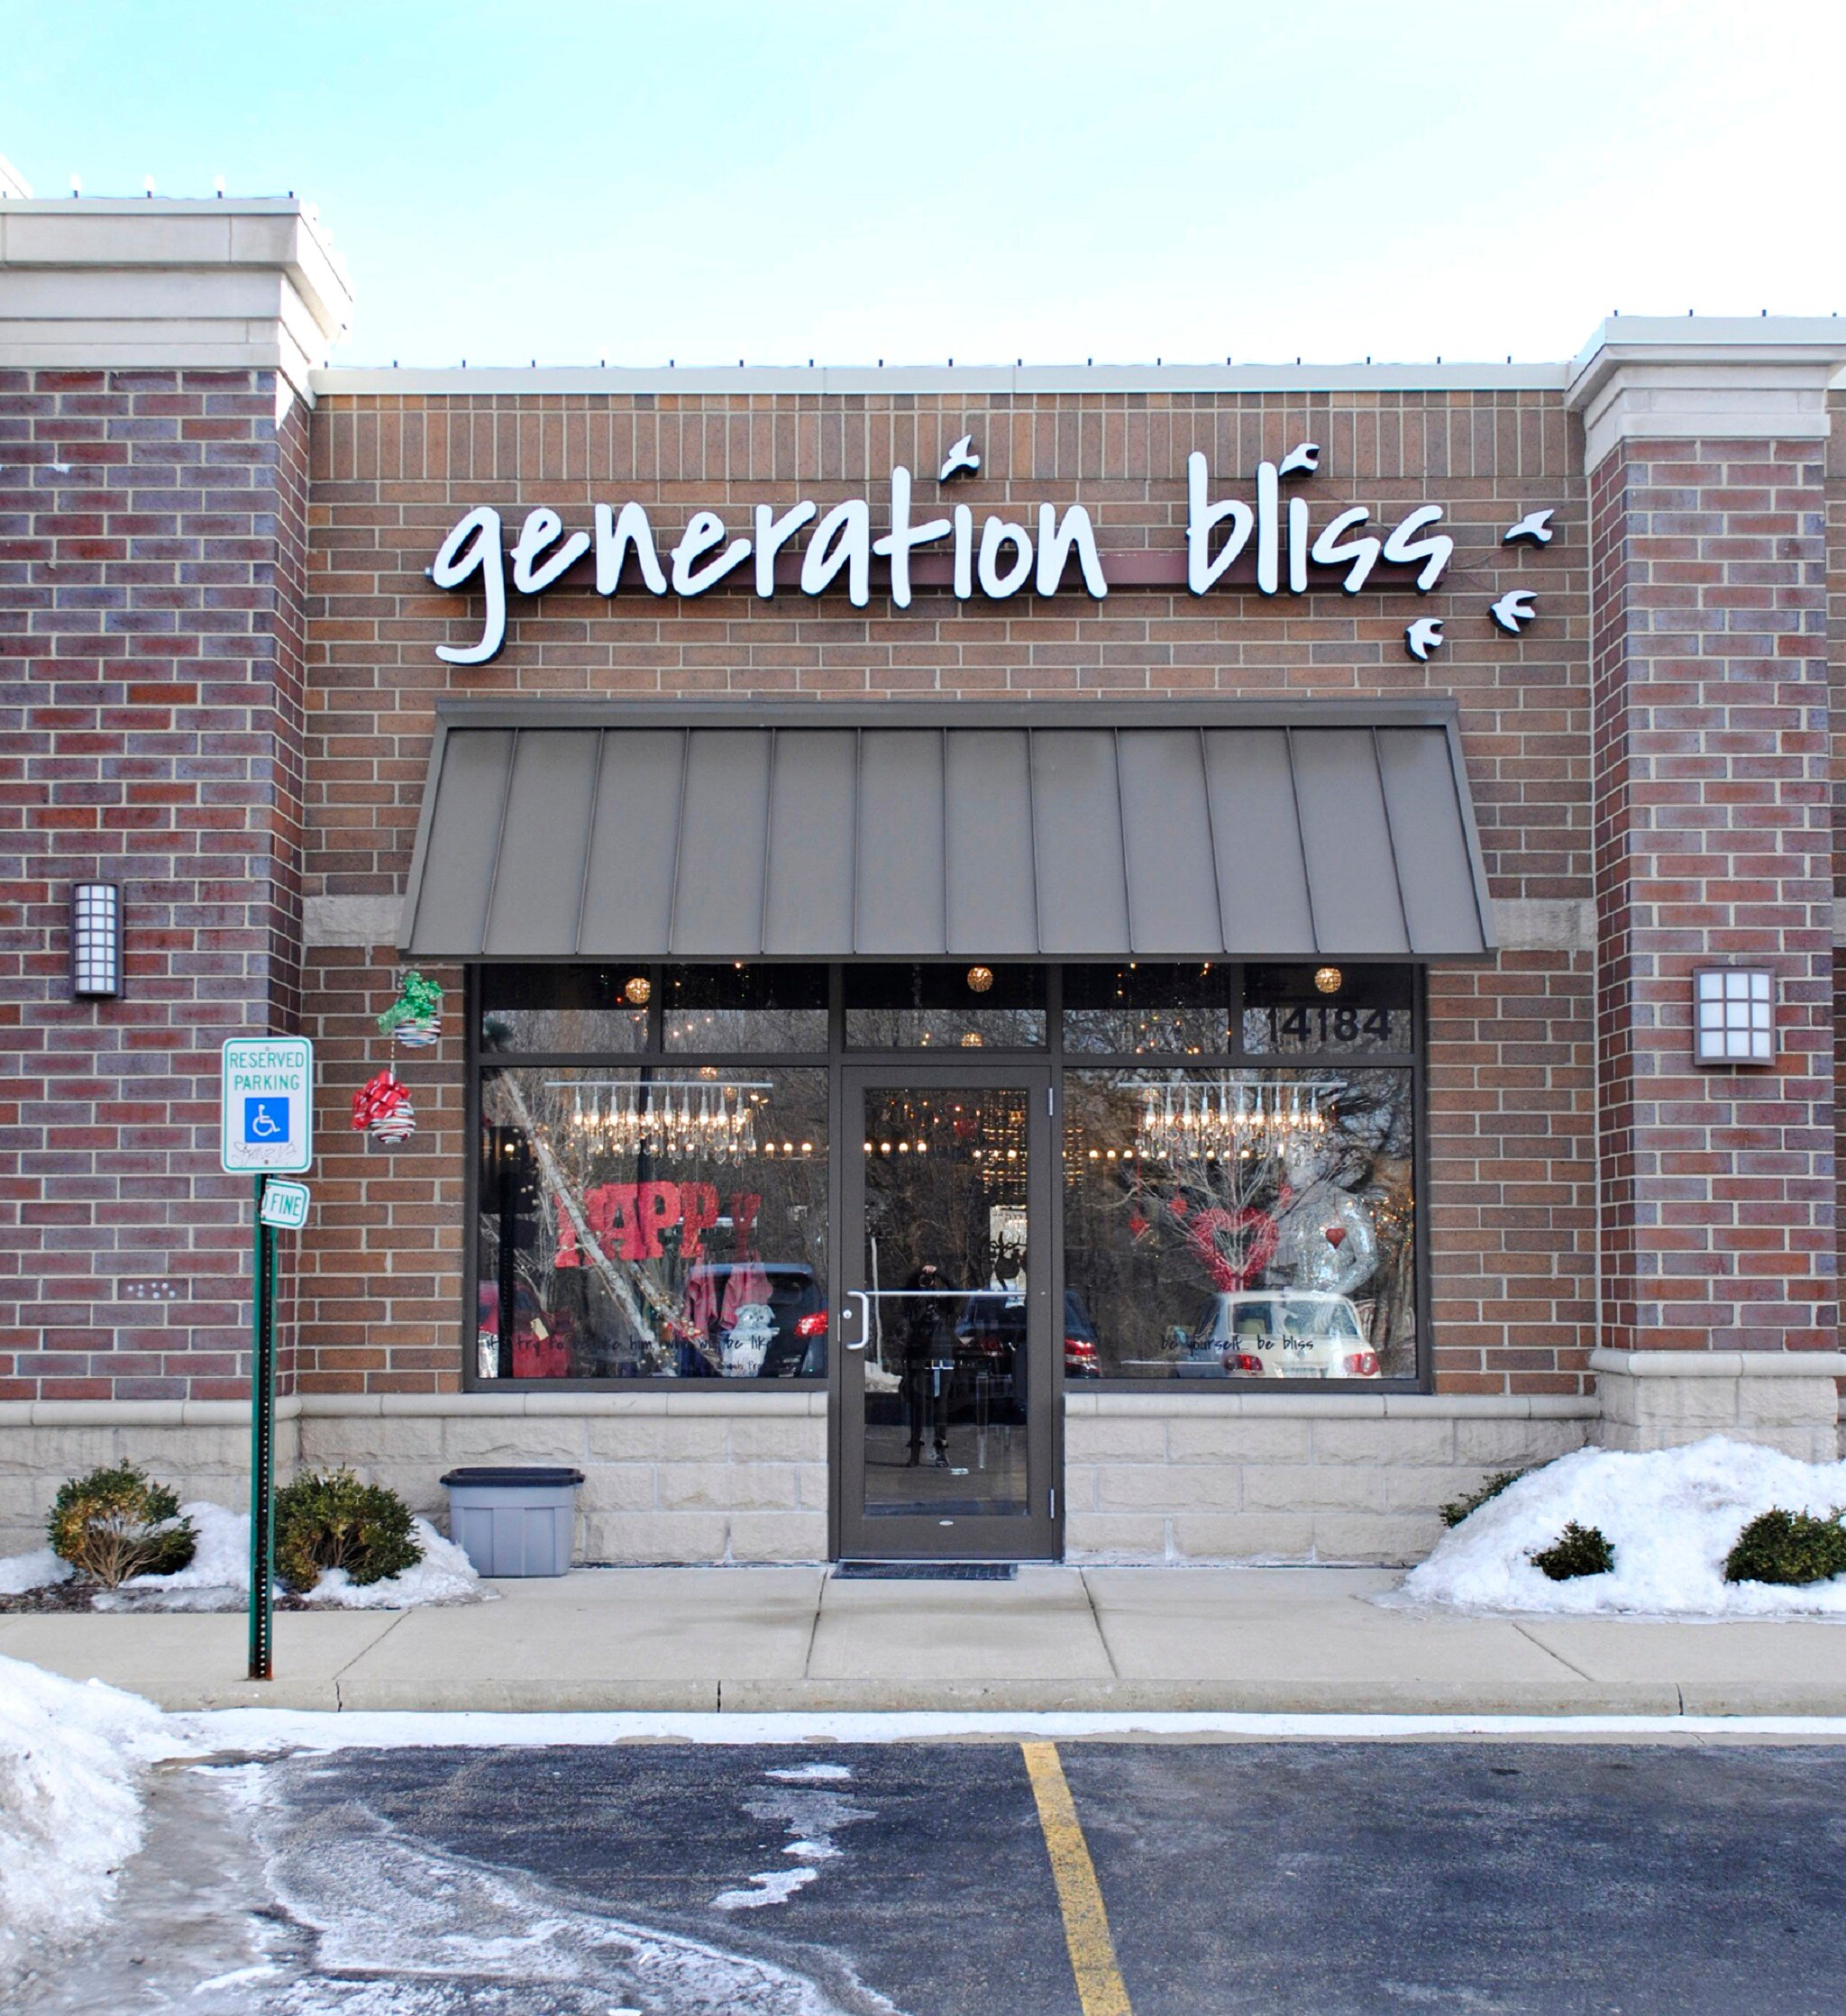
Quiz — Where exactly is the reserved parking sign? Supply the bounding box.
[221,1037,315,1174]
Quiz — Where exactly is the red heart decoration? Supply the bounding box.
[1323,1225,1347,1250]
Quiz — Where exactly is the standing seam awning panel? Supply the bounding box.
[400,718,1494,959]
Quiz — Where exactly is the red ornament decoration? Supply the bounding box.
[352,1068,416,1146]
[1323,1225,1348,1250]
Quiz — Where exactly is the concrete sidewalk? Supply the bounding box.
[5,1565,1845,1717]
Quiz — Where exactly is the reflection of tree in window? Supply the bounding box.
[478,1068,827,1381]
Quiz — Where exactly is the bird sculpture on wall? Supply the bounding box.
[938,434,981,480]
[1404,616,1446,662]
[1490,589,1538,634]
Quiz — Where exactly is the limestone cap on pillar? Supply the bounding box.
[0,193,353,401]
[1566,315,1846,472]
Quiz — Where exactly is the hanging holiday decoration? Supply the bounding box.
[352,1068,416,1146]
[378,970,444,1049]
[1135,1080,1339,1165]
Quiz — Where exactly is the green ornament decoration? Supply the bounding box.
[379,969,444,1049]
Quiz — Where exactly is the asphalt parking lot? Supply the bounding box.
[24,1739,1846,2015]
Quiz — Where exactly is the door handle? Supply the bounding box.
[843,1289,871,1352]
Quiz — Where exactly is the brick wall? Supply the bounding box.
[0,368,309,1402]
[300,388,1596,1395]
[1590,437,1836,1356]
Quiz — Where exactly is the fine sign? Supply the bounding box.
[221,1038,314,1174]
[258,1179,311,1231]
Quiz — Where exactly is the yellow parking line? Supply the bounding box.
[1021,1740,1134,2016]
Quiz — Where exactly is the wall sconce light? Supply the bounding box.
[71,882,123,999]
[1693,967,1774,1067]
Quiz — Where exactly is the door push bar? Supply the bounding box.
[838,1287,972,1352]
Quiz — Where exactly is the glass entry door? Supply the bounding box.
[836,1067,1059,1560]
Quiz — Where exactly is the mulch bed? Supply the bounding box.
[0,1583,94,1613]
[0,1583,320,1613]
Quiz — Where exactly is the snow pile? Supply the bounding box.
[0,1547,70,1596]
[1403,1437,1846,1616]
[0,1654,183,1973]
[298,1519,483,1610]
[4,1502,487,1611]
[94,1500,252,1610]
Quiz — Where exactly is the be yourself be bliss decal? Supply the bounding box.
[427,433,1554,665]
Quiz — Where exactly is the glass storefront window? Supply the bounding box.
[1242,964,1413,1058]
[845,964,1046,1050]
[662,963,828,1052]
[1062,963,1231,1056]
[1062,1066,1417,1382]
[468,960,1421,1387]
[477,1066,828,1380]
[480,964,651,1055]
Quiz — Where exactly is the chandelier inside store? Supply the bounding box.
[1135,1080,1338,1164]
[557,1080,772,1158]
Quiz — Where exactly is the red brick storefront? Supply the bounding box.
[2,198,1839,1563]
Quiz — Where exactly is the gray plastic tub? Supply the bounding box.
[441,1465,584,1578]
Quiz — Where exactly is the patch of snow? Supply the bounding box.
[92,1500,249,1610]
[87,1503,487,1611]
[710,1767,872,1912]
[712,1866,818,1910]
[260,1799,895,2013]
[0,1546,71,1595]
[300,1519,485,1610]
[1401,1437,1846,1616]
[0,1653,189,1977]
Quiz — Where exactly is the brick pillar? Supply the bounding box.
[0,199,349,1412]
[1571,323,1846,1456]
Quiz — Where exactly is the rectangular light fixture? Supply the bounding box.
[70,882,122,999]
[1692,966,1773,1067]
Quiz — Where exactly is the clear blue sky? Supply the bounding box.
[5,1,1843,369]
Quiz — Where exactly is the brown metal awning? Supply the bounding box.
[398,702,1496,960]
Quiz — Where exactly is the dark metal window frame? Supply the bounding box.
[463,960,1430,1395]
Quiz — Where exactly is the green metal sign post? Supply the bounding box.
[220,1035,314,1686]
[249,1174,277,1681]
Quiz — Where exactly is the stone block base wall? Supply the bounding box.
[0,1394,825,1560]
[303,1393,828,1564]
[0,1404,301,1555]
[1589,1350,1846,1462]
[1063,1395,1596,1565]
[7,1384,1845,1564]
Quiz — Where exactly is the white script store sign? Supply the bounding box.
[427,439,1485,665]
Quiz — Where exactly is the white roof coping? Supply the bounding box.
[1566,315,1846,406]
[313,359,1568,397]
[0,196,354,399]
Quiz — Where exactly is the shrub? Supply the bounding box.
[274,1468,422,1592]
[48,1463,196,1587]
[1530,1521,1613,1581]
[1723,1508,1846,1587]
[1439,1469,1528,1528]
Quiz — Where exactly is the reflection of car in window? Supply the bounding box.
[955,1289,1101,1379]
[1179,1291,1379,1380]
[681,1263,825,1378]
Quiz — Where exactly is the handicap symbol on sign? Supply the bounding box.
[243,1096,289,1144]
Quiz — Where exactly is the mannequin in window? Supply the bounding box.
[1268,1133,1377,1298]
